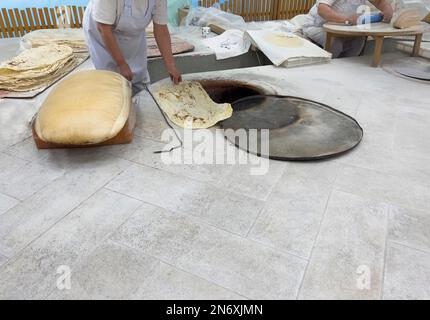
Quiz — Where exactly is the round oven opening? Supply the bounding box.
[198,80,266,104]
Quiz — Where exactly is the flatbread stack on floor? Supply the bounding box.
[0,45,77,92]
[154,81,233,129]
[21,28,88,53]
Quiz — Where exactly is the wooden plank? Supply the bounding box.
[78,6,85,25]
[56,7,65,29]
[13,8,25,36]
[43,7,53,29]
[63,6,72,27]
[49,8,58,28]
[2,8,14,37]
[71,6,80,28]
[0,9,8,38]
[8,9,19,37]
[26,8,35,31]
[20,10,30,34]
[271,0,279,20]
[32,8,41,30]
[38,8,47,29]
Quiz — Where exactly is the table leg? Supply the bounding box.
[372,36,384,67]
[325,32,333,52]
[412,33,423,57]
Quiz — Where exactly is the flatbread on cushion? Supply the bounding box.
[35,70,132,145]
[154,81,233,129]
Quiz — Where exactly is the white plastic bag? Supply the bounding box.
[184,5,247,31]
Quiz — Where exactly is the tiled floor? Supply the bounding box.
[0,53,430,299]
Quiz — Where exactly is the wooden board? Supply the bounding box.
[323,22,425,37]
[324,22,425,67]
[147,36,194,58]
[0,53,89,99]
[32,103,136,149]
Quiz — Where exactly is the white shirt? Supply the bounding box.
[91,0,168,26]
[309,0,373,26]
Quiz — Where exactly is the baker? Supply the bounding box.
[83,0,182,95]
[303,0,394,58]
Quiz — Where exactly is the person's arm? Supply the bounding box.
[96,22,133,81]
[318,3,359,25]
[153,23,182,84]
[371,0,394,22]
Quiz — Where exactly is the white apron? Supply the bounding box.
[83,0,155,84]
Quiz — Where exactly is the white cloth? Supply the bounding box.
[83,0,158,84]
[202,29,251,60]
[246,30,332,66]
[91,0,168,25]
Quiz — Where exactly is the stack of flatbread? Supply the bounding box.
[21,28,87,53]
[0,45,77,92]
[154,81,233,129]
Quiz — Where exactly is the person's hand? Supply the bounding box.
[166,62,182,85]
[347,14,360,25]
[382,10,393,23]
[118,62,133,81]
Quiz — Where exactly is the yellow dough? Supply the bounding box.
[264,34,304,48]
[35,70,132,145]
[154,81,233,129]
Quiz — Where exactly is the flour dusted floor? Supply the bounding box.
[0,52,430,299]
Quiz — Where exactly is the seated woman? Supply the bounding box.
[303,0,394,58]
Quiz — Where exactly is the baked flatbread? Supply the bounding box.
[0,45,73,71]
[154,81,233,129]
[22,28,87,53]
[0,45,76,92]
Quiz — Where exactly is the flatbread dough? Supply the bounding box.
[154,81,233,129]
[0,45,77,92]
[264,34,304,48]
[35,70,132,145]
[22,28,87,53]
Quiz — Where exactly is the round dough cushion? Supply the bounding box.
[35,70,132,145]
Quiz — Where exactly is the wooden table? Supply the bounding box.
[323,22,425,67]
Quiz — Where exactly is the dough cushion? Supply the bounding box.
[35,70,132,145]
[154,81,233,129]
